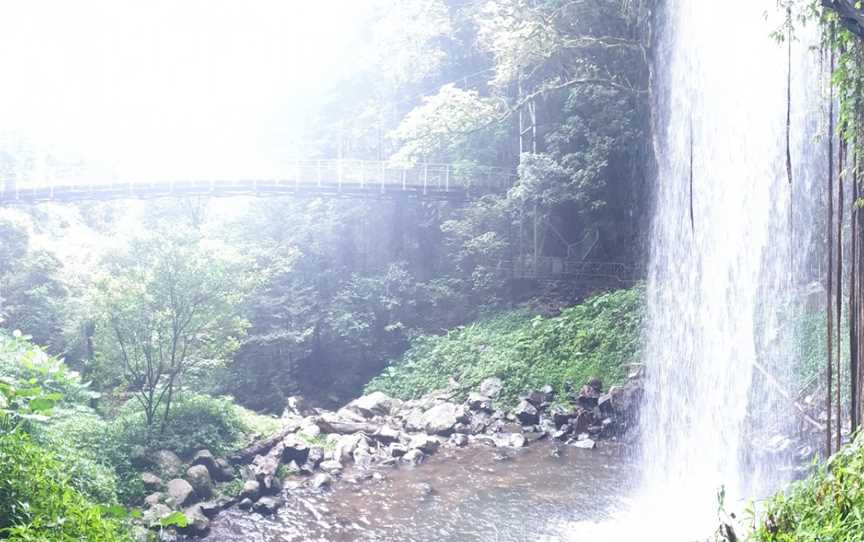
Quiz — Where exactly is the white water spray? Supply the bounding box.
[639,0,824,536]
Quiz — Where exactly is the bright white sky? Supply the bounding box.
[0,0,371,181]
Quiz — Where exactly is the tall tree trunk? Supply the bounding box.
[827,35,836,456]
[837,136,845,451]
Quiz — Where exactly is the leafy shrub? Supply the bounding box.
[366,285,644,406]
[753,436,864,542]
[0,431,132,541]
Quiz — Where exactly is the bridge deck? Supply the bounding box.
[0,160,514,205]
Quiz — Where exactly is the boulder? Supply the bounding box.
[408,434,441,454]
[142,503,173,527]
[493,433,526,448]
[372,425,401,443]
[466,392,492,412]
[310,473,333,490]
[403,408,426,432]
[154,450,184,478]
[577,378,603,408]
[571,438,596,449]
[569,410,593,434]
[166,478,195,508]
[191,449,217,473]
[521,390,548,408]
[211,458,235,482]
[319,459,344,474]
[141,472,162,492]
[144,492,162,507]
[240,480,261,501]
[253,496,282,515]
[539,384,555,401]
[421,402,468,435]
[130,446,152,469]
[401,449,425,466]
[344,391,396,418]
[514,400,539,425]
[387,443,409,458]
[353,448,374,470]
[299,419,322,438]
[180,504,210,536]
[317,412,380,435]
[449,433,469,447]
[283,395,312,417]
[334,433,370,463]
[282,434,310,464]
[479,377,503,398]
[186,465,214,500]
[238,498,254,511]
[306,446,325,468]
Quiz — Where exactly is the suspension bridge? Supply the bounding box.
[0,160,515,205]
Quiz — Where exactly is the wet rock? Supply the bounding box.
[414,482,434,497]
[211,458,235,482]
[479,377,503,398]
[300,419,322,438]
[141,472,162,491]
[283,395,312,418]
[166,478,195,507]
[449,433,469,447]
[306,446,325,468]
[523,430,545,444]
[514,400,539,425]
[185,465,214,500]
[191,449,217,473]
[468,412,491,435]
[550,446,563,458]
[597,393,614,415]
[571,437,596,449]
[421,402,468,435]
[402,449,425,466]
[238,498,254,511]
[466,392,492,412]
[403,408,426,432]
[142,503,173,527]
[453,422,472,434]
[539,384,555,402]
[493,433,526,448]
[240,480,261,501]
[253,496,282,515]
[319,459,344,474]
[344,391,396,419]
[334,433,370,463]
[387,443,408,458]
[569,409,593,434]
[577,378,603,409]
[409,433,441,454]
[199,497,233,518]
[145,492,163,507]
[521,390,548,408]
[373,425,401,443]
[550,406,576,428]
[154,450,184,478]
[353,448,374,470]
[282,434,311,464]
[311,473,333,490]
[181,504,210,535]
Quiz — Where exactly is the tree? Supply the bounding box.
[91,230,249,432]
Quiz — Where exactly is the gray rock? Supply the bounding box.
[141,472,162,491]
[181,504,210,535]
[514,400,539,425]
[550,406,576,428]
[130,446,152,469]
[300,419,322,438]
[402,449,425,466]
[493,433,526,448]
[199,497,233,518]
[449,433,469,447]
[403,408,426,432]
[253,496,282,515]
[521,390,548,408]
[421,402,468,435]
[334,433,370,463]
[191,449,217,472]
[154,450,184,478]
[466,392,492,412]
[408,433,441,454]
[387,443,408,457]
[306,446,326,468]
[282,434,310,464]
[238,498,254,510]
[353,448,374,470]
[373,425,401,443]
[185,464,213,500]
[319,459,344,474]
[142,503,173,527]
[571,437,596,449]
[240,480,261,501]
[414,482,434,497]
[310,473,333,490]
[479,377,503,398]
[144,492,162,506]
[166,478,195,507]
[344,391,396,418]
[211,458,235,482]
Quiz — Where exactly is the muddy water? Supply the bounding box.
[203,442,634,542]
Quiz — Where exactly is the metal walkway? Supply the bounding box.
[0,160,515,205]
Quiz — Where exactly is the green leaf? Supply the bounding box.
[160,511,188,528]
[28,397,56,412]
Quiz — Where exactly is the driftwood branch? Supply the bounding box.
[752,360,826,432]
[229,422,300,464]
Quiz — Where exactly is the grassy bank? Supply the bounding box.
[366,285,644,406]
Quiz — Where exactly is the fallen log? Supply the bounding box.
[753,360,826,432]
[229,421,300,464]
[316,413,380,435]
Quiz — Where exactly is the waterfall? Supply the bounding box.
[638,0,824,536]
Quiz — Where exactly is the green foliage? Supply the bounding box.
[0,431,132,541]
[366,285,644,406]
[753,436,864,542]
